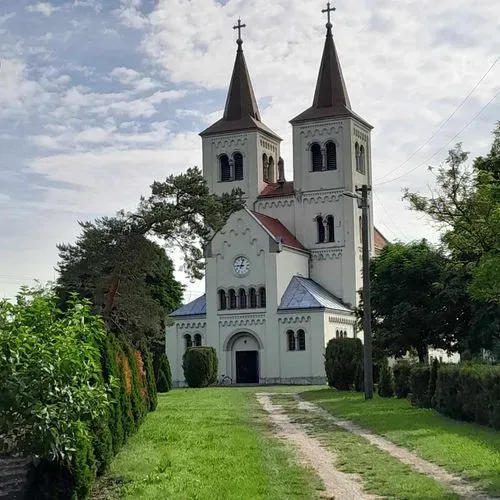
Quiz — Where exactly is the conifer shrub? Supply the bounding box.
[428,358,439,408]
[409,364,431,408]
[378,361,395,398]
[393,360,412,399]
[140,342,158,411]
[155,353,172,393]
[354,362,364,392]
[324,338,363,391]
[183,347,218,388]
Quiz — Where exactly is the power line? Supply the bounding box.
[376,85,500,187]
[372,191,409,241]
[374,55,500,184]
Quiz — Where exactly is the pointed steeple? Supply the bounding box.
[291,5,370,127]
[200,21,280,139]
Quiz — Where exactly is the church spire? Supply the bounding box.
[291,3,362,125]
[200,19,280,139]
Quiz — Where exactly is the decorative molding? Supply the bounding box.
[353,128,369,143]
[328,315,355,326]
[278,315,311,325]
[256,198,295,209]
[178,321,206,330]
[219,314,266,327]
[300,189,344,204]
[213,136,248,151]
[310,248,344,261]
[299,123,344,139]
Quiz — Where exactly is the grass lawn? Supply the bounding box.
[272,394,458,500]
[302,389,500,496]
[94,387,323,499]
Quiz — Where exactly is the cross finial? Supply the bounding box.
[233,18,246,47]
[322,2,336,30]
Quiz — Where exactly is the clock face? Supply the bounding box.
[233,256,250,277]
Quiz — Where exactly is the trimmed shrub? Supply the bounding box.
[409,364,431,408]
[325,338,363,391]
[183,347,218,388]
[354,362,364,392]
[207,346,219,385]
[433,363,500,429]
[378,361,394,398]
[393,360,412,399]
[155,353,172,393]
[428,358,439,407]
[140,342,158,411]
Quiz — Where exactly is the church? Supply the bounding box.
[167,8,387,386]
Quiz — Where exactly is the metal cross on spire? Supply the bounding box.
[233,18,246,45]
[322,2,336,29]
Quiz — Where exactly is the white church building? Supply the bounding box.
[167,12,387,386]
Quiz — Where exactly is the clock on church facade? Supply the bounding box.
[166,6,387,387]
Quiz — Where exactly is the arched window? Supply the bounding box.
[220,154,231,182]
[355,142,360,172]
[184,334,192,350]
[238,288,247,309]
[219,290,227,310]
[249,288,257,308]
[234,152,243,180]
[229,289,237,309]
[311,143,323,172]
[259,287,266,308]
[262,153,269,182]
[194,333,202,347]
[327,215,335,243]
[359,145,366,174]
[268,156,275,182]
[316,216,325,243]
[297,330,306,351]
[336,329,340,339]
[326,141,337,170]
[287,330,296,351]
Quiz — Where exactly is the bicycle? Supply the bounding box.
[217,374,232,386]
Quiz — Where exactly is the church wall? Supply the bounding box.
[276,248,309,305]
[324,312,357,344]
[253,196,296,236]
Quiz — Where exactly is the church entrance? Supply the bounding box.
[235,351,259,384]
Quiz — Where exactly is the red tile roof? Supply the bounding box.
[259,181,294,198]
[374,228,389,253]
[251,211,306,251]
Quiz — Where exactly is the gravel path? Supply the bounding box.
[294,394,495,500]
[256,392,380,500]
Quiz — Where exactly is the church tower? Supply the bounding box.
[290,4,374,307]
[200,20,282,206]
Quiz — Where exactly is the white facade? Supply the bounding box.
[166,19,375,386]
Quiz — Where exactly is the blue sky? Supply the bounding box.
[0,0,499,300]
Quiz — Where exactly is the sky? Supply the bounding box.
[0,0,499,302]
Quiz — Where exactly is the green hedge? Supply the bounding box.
[378,361,394,398]
[325,338,363,391]
[183,347,218,388]
[155,353,172,393]
[0,288,158,499]
[393,360,412,399]
[409,364,431,408]
[433,363,500,429]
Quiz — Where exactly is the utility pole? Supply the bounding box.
[357,184,373,400]
[344,184,373,400]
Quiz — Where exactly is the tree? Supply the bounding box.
[368,240,453,362]
[404,123,500,305]
[135,166,245,280]
[56,217,183,349]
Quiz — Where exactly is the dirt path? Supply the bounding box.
[256,393,380,500]
[294,394,494,500]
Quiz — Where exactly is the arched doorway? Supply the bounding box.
[225,332,261,384]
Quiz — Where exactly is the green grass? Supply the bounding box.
[302,389,500,496]
[272,394,458,500]
[94,388,323,499]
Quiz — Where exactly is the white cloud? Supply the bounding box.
[0,12,16,25]
[110,66,159,91]
[26,2,59,17]
[116,0,148,29]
